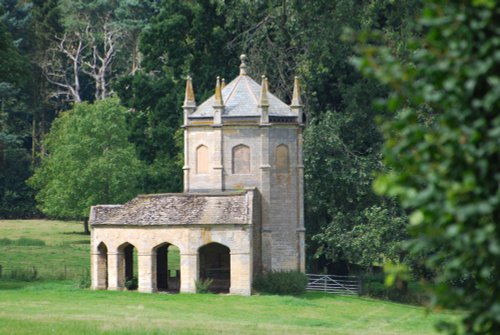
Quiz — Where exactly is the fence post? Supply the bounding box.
[358,276,362,296]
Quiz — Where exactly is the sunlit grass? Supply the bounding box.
[0,220,460,334]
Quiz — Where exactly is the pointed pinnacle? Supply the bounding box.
[291,76,302,107]
[259,75,269,107]
[183,75,196,107]
[214,76,224,106]
[221,78,226,89]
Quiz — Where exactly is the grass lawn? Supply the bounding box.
[0,220,179,280]
[0,220,460,334]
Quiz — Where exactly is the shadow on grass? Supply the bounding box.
[0,280,32,290]
[61,231,89,236]
[60,240,89,245]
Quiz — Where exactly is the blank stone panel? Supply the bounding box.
[275,144,289,173]
[232,144,250,174]
[196,145,209,174]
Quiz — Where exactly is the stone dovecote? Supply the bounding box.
[90,55,305,296]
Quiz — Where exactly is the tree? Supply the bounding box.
[356,1,500,333]
[115,0,238,193]
[0,6,37,218]
[28,98,143,233]
[295,0,419,271]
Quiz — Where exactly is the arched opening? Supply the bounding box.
[275,144,289,173]
[97,242,108,289]
[118,243,138,290]
[232,144,250,174]
[198,242,230,293]
[154,243,181,292]
[196,145,209,174]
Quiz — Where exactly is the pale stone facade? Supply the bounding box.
[90,55,305,295]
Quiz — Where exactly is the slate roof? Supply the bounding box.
[90,192,252,226]
[190,74,294,118]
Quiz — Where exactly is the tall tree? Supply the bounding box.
[0,5,37,218]
[297,0,419,270]
[115,0,238,193]
[28,98,143,233]
[357,1,500,333]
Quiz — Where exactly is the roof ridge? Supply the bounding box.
[244,75,259,104]
[224,74,242,104]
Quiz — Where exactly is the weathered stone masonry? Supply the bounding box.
[90,55,305,295]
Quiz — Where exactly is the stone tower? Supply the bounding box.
[183,55,305,273]
[90,55,305,295]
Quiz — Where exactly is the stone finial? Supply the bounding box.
[221,78,226,89]
[258,75,269,107]
[214,76,224,107]
[291,76,302,107]
[183,76,196,108]
[239,54,248,75]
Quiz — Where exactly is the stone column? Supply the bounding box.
[90,251,108,290]
[296,128,306,273]
[212,125,223,190]
[107,251,123,291]
[260,125,272,271]
[138,252,156,293]
[90,251,100,290]
[180,252,198,293]
[183,127,190,192]
[229,252,252,296]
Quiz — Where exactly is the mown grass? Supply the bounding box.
[0,220,179,280]
[0,220,460,334]
[0,280,460,335]
[0,220,89,280]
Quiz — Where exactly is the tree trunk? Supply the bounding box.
[83,218,90,235]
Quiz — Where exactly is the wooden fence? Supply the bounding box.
[306,274,361,295]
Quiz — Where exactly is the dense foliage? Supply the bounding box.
[28,99,142,233]
[253,270,308,296]
[1,0,419,270]
[357,1,500,333]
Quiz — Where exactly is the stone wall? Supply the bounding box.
[91,224,254,295]
[185,122,305,274]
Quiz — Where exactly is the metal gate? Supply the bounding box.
[306,274,361,295]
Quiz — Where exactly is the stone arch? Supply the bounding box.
[198,242,231,293]
[153,242,181,292]
[96,242,108,289]
[196,145,209,174]
[275,144,289,173]
[232,144,250,174]
[118,242,137,290]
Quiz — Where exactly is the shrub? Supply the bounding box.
[253,271,308,296]
[125,276,138,290]
[195,278,213,293]
[79,269,91,288]
[361,273,428,305]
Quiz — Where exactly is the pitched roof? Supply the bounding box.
[90,191,253,226]
[190,74,294,118]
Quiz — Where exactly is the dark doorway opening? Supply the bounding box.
[121,243,137,290]
[199,242,230,293]
[155,243,180,292]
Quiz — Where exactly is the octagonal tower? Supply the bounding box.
[182,55,305,272]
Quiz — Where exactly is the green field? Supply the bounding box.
[0,220,459,335]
